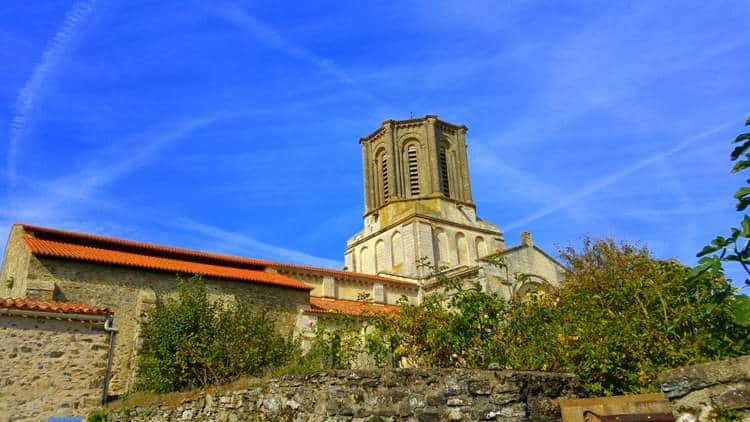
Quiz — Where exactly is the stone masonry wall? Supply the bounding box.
[0,315,110,421]
[0,225,31,299]
[660,355,750,421]
[28,256,310,395]
[108,369,581,421]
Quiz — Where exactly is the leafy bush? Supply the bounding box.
[86,408,107,422]
[328,239,749,396]
[134,276,298,392]
[383,278,509,368]
[505,239,749,396]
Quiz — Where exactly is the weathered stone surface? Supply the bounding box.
[0,315,110,420]
[660,355,750,399]
[108,369,581,421]
[660,355,750,421]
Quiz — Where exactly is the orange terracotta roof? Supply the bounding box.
[0,297,111,316]
[23,237,312,291]
[305,296,401,317]
[21,224,270,268]
[19,224,410,287]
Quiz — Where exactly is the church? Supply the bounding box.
[0,116,564,415]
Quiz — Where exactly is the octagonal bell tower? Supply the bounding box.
[345,115,504,280]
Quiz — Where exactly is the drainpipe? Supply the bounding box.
[102,315,118,406]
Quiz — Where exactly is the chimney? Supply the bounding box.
[520,231,533,247]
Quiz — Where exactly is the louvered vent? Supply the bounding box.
[381,156,389,200]
[439,147,450,197]
[407,146,420,195]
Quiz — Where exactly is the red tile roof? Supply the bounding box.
[0,297,111,316]
[305,297,401,317]
[23,237,312,291]
[18,224,411,287]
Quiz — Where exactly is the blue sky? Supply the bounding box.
[1,1,749,287]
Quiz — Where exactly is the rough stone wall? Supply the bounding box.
[0,225,31,298]
[27,256,310,395]
[346,198,503,279]
[275,269,418,306]
[107,369,581,421]
[478,239,566,301]
[660,355,750,421]
[0,315,110,421]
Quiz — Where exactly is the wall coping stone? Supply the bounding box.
[659,355,750,399]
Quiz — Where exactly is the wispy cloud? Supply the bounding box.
[504,121,735,231]
[167,217,343,269]
[7,0,96,185]
[43,115,219,201]
[2,114,219,232]
[3,110,343,270]
[206,2,388,109]
[490,4,748,149]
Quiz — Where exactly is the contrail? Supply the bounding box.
[504,120,736,231]
[7,0,96,185]
[208,2,388,108]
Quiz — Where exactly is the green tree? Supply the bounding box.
[134,276,298,392]
[382,276,508,368]
[693,117,750,327]
[363,240,749,396]
[518,239,749,396]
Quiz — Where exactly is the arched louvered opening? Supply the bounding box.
[381,155,389,201]
[407,144,420,196]
[439,146,450,197]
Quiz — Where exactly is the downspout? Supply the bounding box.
[102,314,118,406]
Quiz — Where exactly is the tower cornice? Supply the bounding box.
[359,115,466,144]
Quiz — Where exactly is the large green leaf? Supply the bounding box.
[697,244,722,257]
[735,187,750,200]
[730,295,750,327]
[733,132,750,145]
[730,141,750,160]
[733,159,750,173]
[742,216,750,237]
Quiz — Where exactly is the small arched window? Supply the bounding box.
[391,231,404,269]
[407,144,420,196]
[375,239,386,273]
[360,246,372,273]
[439,145,450,197]
[456,232,467,264]
[475,236,487,258]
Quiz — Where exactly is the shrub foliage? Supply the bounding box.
[134,276,297,392]
[322,239,749,396]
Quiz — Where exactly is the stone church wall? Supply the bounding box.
[23,256,309,396]
[0,315,110,421]
[275,269,419,306]
[0,225,31,299]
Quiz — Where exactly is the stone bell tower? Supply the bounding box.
[344,115,504,280]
